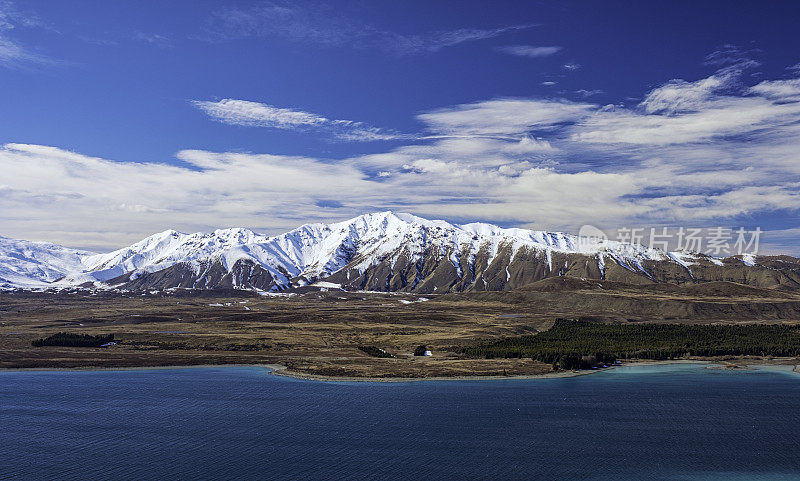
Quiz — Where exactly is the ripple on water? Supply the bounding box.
[1,364,799,480]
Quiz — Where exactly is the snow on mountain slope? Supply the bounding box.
[306,211,671,277]
[0,235,96,288]
[81,228,274,282]
[0,212,785,291]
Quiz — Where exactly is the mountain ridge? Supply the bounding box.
[2,211,799,292]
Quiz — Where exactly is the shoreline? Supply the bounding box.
[1,358,797,382]
[0,362,593,380]
[269,365,599,382]
[0,363,287,373]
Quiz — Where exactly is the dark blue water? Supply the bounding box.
[2,364,800,480]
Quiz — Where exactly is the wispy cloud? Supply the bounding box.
[392,25,533,54]
[571,63,800,145]
[497,45,561,58]
[191,98,406,141]
[416,99,594,137]
[704,44,761,68]
[205,2,533,55]
[0,1,39,29]
[750,78,800,99]
[134,32,171,47]
[6,51,800,254]
[78,36,118,46]
[563,62,581,71]
[0,1,51,67]
[575,89,603,98]
[0,36,28,64]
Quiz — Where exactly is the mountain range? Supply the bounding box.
[2,211,799,292]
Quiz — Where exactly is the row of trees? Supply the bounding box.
[357,345,394,358]
[32,332,115,347]
[463,319,800,369]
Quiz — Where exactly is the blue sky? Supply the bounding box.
[1,0,800,253]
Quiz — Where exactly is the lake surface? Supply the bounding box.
[2,363,800,480]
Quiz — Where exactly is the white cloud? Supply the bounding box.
[571,67,800,145]
[498,45,561,58]
[5,60,800,254]
[570,96,797,145]
[191,98,404,141]
[575,89,603,98]
[749,78,800,99]
[704,45,761,69]
[417,99,593,137]
[193,99,330,129]
[639,73,732,114]
[0,143,376,248]
[563,62,581,71]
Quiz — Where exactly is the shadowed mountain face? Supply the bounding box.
[2,212,799,292]
[115,247,800,294]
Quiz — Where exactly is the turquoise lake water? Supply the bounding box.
[1,363,799,480]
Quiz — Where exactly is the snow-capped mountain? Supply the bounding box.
[1,212,799,292]
[0,235,95,289]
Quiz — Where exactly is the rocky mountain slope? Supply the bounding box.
[2,211,799,292]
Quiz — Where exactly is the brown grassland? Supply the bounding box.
[2,277,800,378]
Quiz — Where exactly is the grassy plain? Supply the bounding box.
[2,278,800,378]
